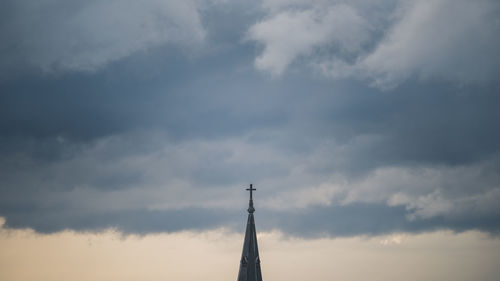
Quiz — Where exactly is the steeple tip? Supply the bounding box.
[246,184,256,213]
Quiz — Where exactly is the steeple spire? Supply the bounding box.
[237,184,263,281]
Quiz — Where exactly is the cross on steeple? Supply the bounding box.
[246,184,256,200]
[246,184,256,213]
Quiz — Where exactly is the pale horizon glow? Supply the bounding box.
[1,217,499,281]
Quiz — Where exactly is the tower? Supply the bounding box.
[237,184,263,281]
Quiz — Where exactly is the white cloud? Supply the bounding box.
[379,233,405,245]
[247,3,369,75]
[358,0,500,88]
[405,190,454,220]
[0,0,205,74]
[250,0,500,88]
[371,164,500,220]
[264,154,500,221]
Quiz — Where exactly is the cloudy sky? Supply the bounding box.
[1,0,500,280]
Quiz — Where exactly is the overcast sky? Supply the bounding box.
[2,0,500,236]
[1,1,500,279]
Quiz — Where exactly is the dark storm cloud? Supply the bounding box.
[0,46,279,141]
[2,207,240,234]
[262,204,500,237]
[0,0,499,237]
[3,200,499,237]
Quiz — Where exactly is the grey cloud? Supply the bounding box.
[0,0,205,75]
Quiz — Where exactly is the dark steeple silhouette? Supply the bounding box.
[237,184,263,281]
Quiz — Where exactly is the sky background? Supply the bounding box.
[1,0,500,280]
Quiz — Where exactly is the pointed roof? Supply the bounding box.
[237,184,263,281]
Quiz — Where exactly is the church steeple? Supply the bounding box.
[237,184,263,281]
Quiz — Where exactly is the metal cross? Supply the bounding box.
[246,184,256,200]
